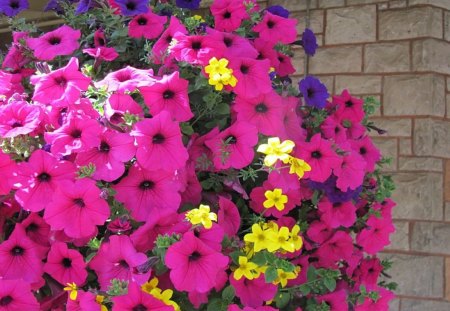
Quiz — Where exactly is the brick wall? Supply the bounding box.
[269,0,450,310]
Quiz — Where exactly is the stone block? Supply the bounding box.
[411,222,450,254]
[399,138,412,155]
[379,7,443,40]
[267,0,317,11]
[318,0,344,8]
[414,118,450,157]
[372,138,397,171]
[447,77,450,91]
[413,39,450,75]
[347,0,385,3]
[308,46,362,74]
[383,75,445,116]
[447,94,450,119]
[379,253,444,298]
[335,75,381,94]
[445,203,450,221]
[391,172,443,220]
[398,157,443,172]
[291,50,305,76]
[325,5,376,44]
[365,42,410,73]
[390,298,400,311]
[446,258,450,300]
[389,0,407,8]
[445,160,450,201]
[292,10,324,35]
[368,118,411,137]
[445,11,450,42]
[401,299,450,311]
[408,0,450,10]
[385,220,409,251]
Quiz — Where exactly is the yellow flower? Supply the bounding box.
[150,288,180,311]
[63,282,78,301]
[275,269,298,288]
[276,226,295,253]
[95,295,108,311]
[185,204,217,229]
[141,277,159,294]
[263,188,288,211]
[290,225,303,251]
[244,223,278,252]
[205,57,238,91]
[193,15,205,22]
[288,156,311,179]
[234,256,259,280]
[257,137,295,167]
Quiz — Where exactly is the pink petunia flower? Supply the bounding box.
[278,96,306,142]
[113,163,182,221]
[44,112,102,156]
[131,111,189,171]
[252,11,297,45]
[44,179,110,239]
[318,198,356,228]
[128,11,167,39]
[82,46,119,62]
[315,231,354,268]
[90,235,150,291]
[21,213,51,247]
[95,66,154,93]
[44,241,88,286]
[228,57,272,98]
[333,89,365,123]
[15,149,76,212]
[210,0,249,32]
[355,287,395,311]
[205,121,258,170]
[295,133,343,183]
[320,116,347,144]
[76,129,136,182]
[230,274,278,307]
[31,57,91,107]
[217,196,241,236]
[352,258,383,289]
[275,52,296,77]
[0,225,45,289]
[191,223,224,252]
[27,25,81,61]
[206,28,258,60]
[334,146,366,192]
[316,289,348,311]
[165,231,229,293]
[104,93,144,125]
[0,279,40,311]
[356,214,395,255]
[177,164,203,205]
[0,99,43,138]
[306,221,333,244]
[187,127,220,172]
[152,16,187,64]
[139,71,193,122]
[170,32,222,65]
[0,151,16,195]
[112,281,175,311]
[233,90,284,136]
[350,136,381,173]
[66,290,101,311]
[2,31,31,71]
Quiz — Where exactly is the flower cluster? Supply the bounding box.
[0,0,396,310]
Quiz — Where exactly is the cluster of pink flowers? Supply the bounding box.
[0,0,395,310]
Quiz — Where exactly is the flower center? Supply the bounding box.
[62,258,72,268]
[54,76,67,87]
[223,37,232,47]
[225,135,237,144]
[97,38,105,46]
[10,246,24,256]
[191,41,202,50]
[267,20,275,29]
[26,223,38,232]
[139,180,155,190]
[119,260,129,268]
[240,65,249,74]
[152,134,165,144]
[311,151,322,159]
[189,251,201,261]
[99,141,110,153]
[223,11,231,19]
[110,112,123,123]
[137,17,147,25]
[37,172,51,182]
[73,198,86,208]
[360,147,367,155]
[132,304,148,311]
[345,100,353,107]
[255,103,268,113]
[48,36,61,45]
[163,90,175,99]
[0,296,13,306]
[307,88,314,97]
[116,73,131,82]
[9,0,19,9]
[70,129,82,139]
[126,1,136,10]
[11,122,22,128]
[165,35,173,43]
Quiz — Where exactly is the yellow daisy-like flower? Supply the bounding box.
[275,268,299,288]
[63,282,78,301]
[185,204,217,229]
[290,225,303,251]
[141,277,159,294]
[263,188,288,211]
[205,57,238,91]
[95,295,108,311]
[257,137,295,167]
[244,223,278,252]
[234,256,259,280]
[150,288,180,311]
[288,156,312,179]
[276,226,295,253]
[193,15,205,22]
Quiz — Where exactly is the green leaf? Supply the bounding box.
[264,266,278,283]
[251,251,267,266]
[307,266,317,282]
[206,298,226,311]
[299,284,311,295]
[275,292,291,309]
[221,285,235,302]
[323,277,336,292]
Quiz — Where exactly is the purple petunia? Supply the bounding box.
[267,5,289,18]
[115,0,148,16]
[309,176,362,203]
[44,0,77,13]
[176,0,201,10]
[0,0,28,17]
[75,0,93,14]
[299,75,329,109]
[301,28,318,56]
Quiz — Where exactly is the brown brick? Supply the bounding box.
[308,46,362,74]
[414,118,450,157]
[325,5,376,44]
[399,157,443,172]
[413,39,450,75]
[365,42,410,73]
[445,203,450,221]
[368,118,411,137]
[383,74,445,117]
[379,7,443,40]
[411,222,450,254]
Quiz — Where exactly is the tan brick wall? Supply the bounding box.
[267,0,450,309]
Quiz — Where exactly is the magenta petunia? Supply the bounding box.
[207,28,258,60]
[66,290,101,311]
[2,31,31,71]
[139,71,193,122]
[152,16,187,64]
[356,214,395,255]
[333,89,365,123]
[316,289,348,311]
[0,100,43,138]
[318,198,356,228]
[228,57,272,98]
[205,121,258,170]
[96,66,154,93]
[334,146,366,192]
[15,149,76,212]
[295,133,343,183]
[0,225,45,289]
[275,52,296,77]
[0,151,16,195]
[350,136,381,173]
[233,90,284,136]
[44,112,102,156]
[171,32,222,65]
[352,258,382,289]
[320,116,347,143]
[76,129,136,182]
[253,38,279,68]
[177,164,203,205]
[44,241,87,286]
[217,196,241,237]
[44,178,110,239]
[0,279,40,311]
[113,163,182,221]
[315,231,354,268]
[187,127,220,172]
[210,0,249,32]
[165,231,229,293]
[279,96,306,142]
[355,287,394,311]
[90,235,150,290]
[230,274,278,307]
[191,223,225,252]
[128,11,167,39]
[112,281,175,311]
[306,221,333,245]
[104,93,144,125]
[252,11,297,45]
[21,213,51,247]
[82,46,119,61]
[27,25,81,61]
[131,111,189,171]
[31,57,91,107]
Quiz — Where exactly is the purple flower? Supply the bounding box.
[44,0,76,13]
[267,5,289,18]
[176,0,201,10]
[309,176,362,203]
[115,0,148,16]
[0,0,29,17]
[299,75,329,109]
[75,0,93,14]
[301,28,318,56]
